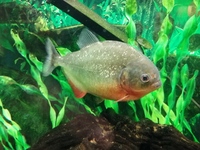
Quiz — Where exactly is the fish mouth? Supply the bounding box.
[151,80,162,89]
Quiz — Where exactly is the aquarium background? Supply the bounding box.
[0,0,200,149]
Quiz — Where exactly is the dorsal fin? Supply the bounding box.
[77,28,99,49]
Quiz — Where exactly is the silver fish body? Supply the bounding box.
[43,38,161,101]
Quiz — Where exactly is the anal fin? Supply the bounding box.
[68,79,86,98]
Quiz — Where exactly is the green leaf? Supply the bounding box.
[11,121,21,131]
[2,109,12,121]
[127,101,139,121]
[0,99,3,107]
[167,64,179,109]
[15,133,30,149]
[0,76,17,85]
[125,0,137,16]
[175,92,184,119]
[182,15,198,39]
[2,143,13,150]
[56,97,68,126]
[155,86,165,111]
[162,0,174,12]
[20,61,27,71]
[162,103,176,122]
[170,64,179,88]
[153,33,168,63]
[151,107,165,124]
[10,29,28,58]
[29,67,49,100]
[19,84,41,95]
[169,26,183,53]
[159,14,173,35]
[194,0,200,12]
[166,64,180,123]
[183,119,199,142]
[0,99,29,149]
[104,100,119,114]
[73,97,95,115]
[184,70,199,108]
[6,122,18,138]
[49,105,57,128]
[180,64,189,87]
[126,19,137,43]
[0,123,9,142]
[153,0,161,11]
[29,53,43,72]
[57,47,71,56]
[141,94,155,119]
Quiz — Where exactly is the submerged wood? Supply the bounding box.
[30,108,200,150]
[47,0,128,42]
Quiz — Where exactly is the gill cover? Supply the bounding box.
[119,64,152,93]
[119,67,132,93]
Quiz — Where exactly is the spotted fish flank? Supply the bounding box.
[43,29,161,101]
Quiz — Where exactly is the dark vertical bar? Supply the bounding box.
[47,0,128,42]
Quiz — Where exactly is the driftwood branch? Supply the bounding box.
[30,109,200,150]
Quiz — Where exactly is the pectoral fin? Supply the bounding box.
[116,95,129,102]
[68,80,86,98]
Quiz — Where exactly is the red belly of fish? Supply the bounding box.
[68,78,145,101]
[88,85,145,101]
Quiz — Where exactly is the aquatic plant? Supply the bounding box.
[102,0,127,24]
[0,0,199,147]
[102,0,138,114]
[0,98,29,150]
[10,28,97,127]
[101,0,200,142]
[128,0,199,142]
[125,0,137,45]
[0,25,98,146]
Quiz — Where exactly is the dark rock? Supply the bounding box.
[30,109,200,150]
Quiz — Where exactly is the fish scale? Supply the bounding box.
[62,41,136,79]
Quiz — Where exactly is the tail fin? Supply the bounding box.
[42,38,59,76]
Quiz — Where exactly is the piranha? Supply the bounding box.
[43,28,161,101]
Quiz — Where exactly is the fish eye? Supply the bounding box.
[141,74,150,82]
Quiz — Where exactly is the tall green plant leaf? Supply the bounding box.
[56,97,68,126]
[162,0,174,12]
